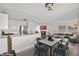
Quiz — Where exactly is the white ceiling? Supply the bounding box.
[0,3,79,24]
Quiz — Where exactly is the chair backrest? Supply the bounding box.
[36,37,41,44]
[34,44,38,48]
[62,38,69,46]
[73,34,77,39]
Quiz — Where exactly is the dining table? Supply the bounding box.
[38,38,62,56]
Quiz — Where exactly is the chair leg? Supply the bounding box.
[53,53,56,56]
[46,48,49,56]
[46,51,48,56]
[66,48,70,56]
[63,51,66,56]
[34,50,36,56]
[34,52,36,56]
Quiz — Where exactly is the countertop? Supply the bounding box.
[0,33,40,39]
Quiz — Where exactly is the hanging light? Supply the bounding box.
[45,3,54,11]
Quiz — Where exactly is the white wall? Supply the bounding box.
[0,5,38,34]
[46,7,79,33]
[8,20,25,34]
[28,21,36,34]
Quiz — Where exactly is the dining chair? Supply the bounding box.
[34,44,48,56]
[53,39,69,56]
[34,37,49,56]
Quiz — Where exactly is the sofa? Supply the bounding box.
[69,35,79,43]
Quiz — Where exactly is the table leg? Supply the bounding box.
[50,47,52,56]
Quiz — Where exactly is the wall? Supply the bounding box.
[37,7,79,34]
[28,21,36,34]
[46,7,79,33]
[0,4,38,35]
[7,20,25,34]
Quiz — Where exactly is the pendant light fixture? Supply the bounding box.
[45,3,54,11]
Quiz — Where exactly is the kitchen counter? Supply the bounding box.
[0,33,41,54]
[0,33,35,39]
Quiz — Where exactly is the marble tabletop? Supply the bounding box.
[39,38,62,47]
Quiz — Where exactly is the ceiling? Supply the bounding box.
[0,3,79,24]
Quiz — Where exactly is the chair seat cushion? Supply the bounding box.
[53,44,68,53]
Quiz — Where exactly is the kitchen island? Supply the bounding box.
[0,33,40,54]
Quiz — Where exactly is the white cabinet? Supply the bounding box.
[0,38,7,54]
[0,13,8,29]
